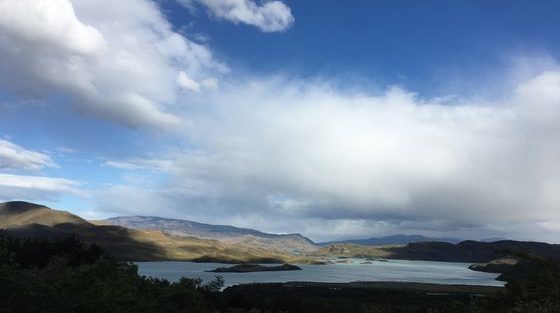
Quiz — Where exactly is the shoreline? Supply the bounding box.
[225,280,505,295]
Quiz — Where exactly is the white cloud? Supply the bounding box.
[181,0,294,32]
[0,0,104,54]
[0,140,55,170]
[57,147,78,154]
[177,71,202,93]
[97,68,560,241]
[104,158,176,172]
[0,0,226,128]
[176,71,219,93]
[177,72,219,93]
[201,78,219,90]
[0,173,81,201]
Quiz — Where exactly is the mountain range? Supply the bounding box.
[2,201,559,264]
[319,235,512,246]
[316,240,560,263]
[97,216,317,253]
[319,235,463,246]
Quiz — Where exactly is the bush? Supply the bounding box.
[0,232,223,313]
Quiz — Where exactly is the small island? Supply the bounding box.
[207,263,302,273]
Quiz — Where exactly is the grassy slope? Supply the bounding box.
[0,202,87,228]
[0,201,316,263]
[94,217,319,254]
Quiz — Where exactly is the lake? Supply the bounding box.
[136,258,505,287]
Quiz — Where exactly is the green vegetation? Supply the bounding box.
[501,254,560,313]
[0,232,225,313]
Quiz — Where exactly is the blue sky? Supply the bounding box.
[1,0,560,242]
[164,0,560,94]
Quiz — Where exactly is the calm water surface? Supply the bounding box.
[136,258,504,287]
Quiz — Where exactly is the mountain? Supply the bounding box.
[0,201,87,228]
[319,234,462,246]
[3,201,558,264]
[97,216,318,253]
[0,201,314,263]
[0,201,165,260]
[316,240,560,262]
[481,237,510,242]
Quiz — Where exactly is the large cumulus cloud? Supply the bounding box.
[99,69,560,241]
[1,1,558,242]
[0,0,225,128]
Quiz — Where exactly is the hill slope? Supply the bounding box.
[98,216,318,253]
[0,201,88,228]
[3,201,559,264]
[316,240,560,262]
[0,201,310,263]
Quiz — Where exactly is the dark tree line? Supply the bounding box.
[0,232,224,313]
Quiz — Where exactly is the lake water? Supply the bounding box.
[136,258,505,287]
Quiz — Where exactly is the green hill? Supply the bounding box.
[0,201,315,263]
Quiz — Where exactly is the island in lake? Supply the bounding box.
[208,263,302,273]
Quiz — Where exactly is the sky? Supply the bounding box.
[1,0,560,242]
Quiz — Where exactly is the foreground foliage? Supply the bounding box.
[0,232,558,313]
[0,233,224,313]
